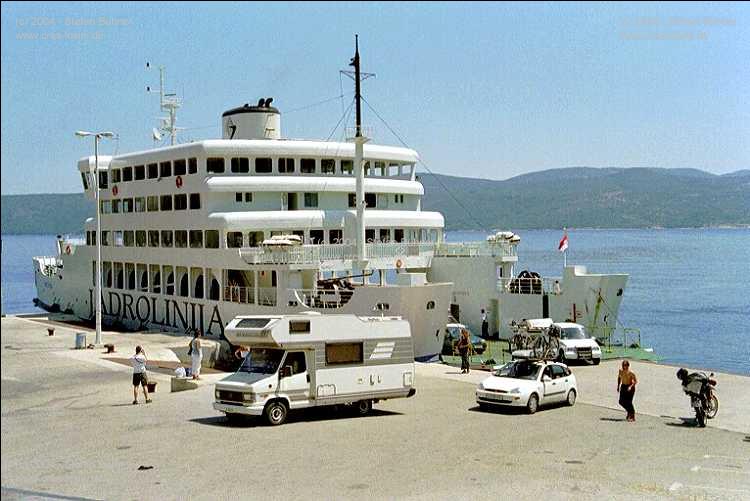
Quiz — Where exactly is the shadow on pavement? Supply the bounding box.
[191,408,403,428]
[599,417,627,422]
[664,417,699,427]
[468,405,526,416]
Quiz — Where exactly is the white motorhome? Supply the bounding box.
[213,313,416,425]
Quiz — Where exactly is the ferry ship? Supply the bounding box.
[32,40,628,360]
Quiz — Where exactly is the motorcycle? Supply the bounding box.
[676,368,719,427]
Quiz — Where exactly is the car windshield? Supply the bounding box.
[238,348,284,375]
[560,326,588,340]
[494,362,540,380]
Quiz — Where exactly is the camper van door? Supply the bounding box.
[278,351,310,406]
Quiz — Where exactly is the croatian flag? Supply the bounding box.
[558,232,569,252]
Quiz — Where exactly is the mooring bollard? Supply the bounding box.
[47,328,54,336]
[104,343,115,354]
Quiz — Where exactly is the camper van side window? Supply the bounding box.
[289,321,310,334]
[325,343,363,365]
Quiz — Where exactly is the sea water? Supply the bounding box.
[2,230,749,374]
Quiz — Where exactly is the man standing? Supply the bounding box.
[481,308,489,339]
[131,345,151,405]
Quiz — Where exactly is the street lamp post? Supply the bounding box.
[75,130,114,346]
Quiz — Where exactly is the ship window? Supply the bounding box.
[86,232,91,246]
[255,157,272,173]
[304,193,318,208]
[135,231,146,247]
[174,194,188,210]
[209,278,220,300]
[147,163,158,179]
[189,193,200,209]
[247,231,263,247]
[207,157,225,173]
[111,169,121,183]
[227,232,243,248]
[160,195,172,211]
[164,266,174,295]
[188,157,197,174]
[135,197,146,212]
[279,157,295,173]
[348,193,356,208]
[365,193,376,208]
[205,230,219,249]
[112,200,121,213]
[375,161,385,176]
[102,231,110,246]
[426,300,435,310]
[175,230,187,248]
[235,192,242,202]
[395,229,404,242]
[123,198,134,213]
[147,196,158,212]
[101,200,111,214]
[325,343,363,366]
[114,231,124,246]
[193,273,204,299]
[99,171,109,189]
[363,161,370,176]
[80,173,89,190]
[138,264,148,292]
[321,158,335,174]
[103,262,112,287]
[244,193,252,203]
[365,229,375,243]
[91,231,96,246]
[309,230,324,244]
[114,263,123,289]
[134,165,145,180]
[329,229,342,244]
[380,229,390,242]
[161,230,173,248]
[123,167,133,182]
[289,321,310,334]
[150,265,160,293]
[231,157,249,173]
[148,230,159,247]
[189,230,203,248]
[341,160,353,175]
[160,161,172,177]
[179,273,189,297]
[126,263,136,290]
[174,159,186,176]
[123,231,135,247]
[301,158,315,174]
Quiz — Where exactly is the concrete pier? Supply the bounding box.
[2,315,749,500]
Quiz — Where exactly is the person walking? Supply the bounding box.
[481,309,489,339]
[190,329,203,380]
[457,328,472,374]
[617,360,637,421]
[131,346,151,404]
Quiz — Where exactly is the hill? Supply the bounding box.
[1,168,748,234]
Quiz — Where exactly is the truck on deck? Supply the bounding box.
[213,313,416,425]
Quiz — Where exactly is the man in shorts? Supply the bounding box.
[131,345,152,404]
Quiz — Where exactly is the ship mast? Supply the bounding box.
[350,35,368,264]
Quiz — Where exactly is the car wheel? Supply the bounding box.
[592,358,601,365]
[355,399,372,416]
[264,400,288,426]
[526,393,539,414]
[566,389,577,406]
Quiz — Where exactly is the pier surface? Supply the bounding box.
[2,315,749,500]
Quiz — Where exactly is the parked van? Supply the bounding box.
[214,313,416,425]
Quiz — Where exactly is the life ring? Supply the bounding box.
[395,259,403,269]
[64,245,72,255]
[175,176,183,188]
[112,185,118,196]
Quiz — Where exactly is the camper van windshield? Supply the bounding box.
[239,348,284,375]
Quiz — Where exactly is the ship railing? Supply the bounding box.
[223,286,277,306]
[63,237,86,246]
[435,241,516,258]
[287,287,354,309]
[599,326,642,352]
[239,242,437,266]
[33,256,62,276]
[497,276,561,295]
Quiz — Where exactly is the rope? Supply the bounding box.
[360,96,485,230]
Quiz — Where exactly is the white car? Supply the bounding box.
[476,360,577,414]
[555,322,601,365]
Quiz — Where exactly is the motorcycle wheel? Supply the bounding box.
[706,395,719,419]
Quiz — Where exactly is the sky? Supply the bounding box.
[1,1,748,194]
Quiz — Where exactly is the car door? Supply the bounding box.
[278,351,310,408]
[551,364,570,397]
[541,365,565,403]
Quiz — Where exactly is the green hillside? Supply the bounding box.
[1,168,748,234]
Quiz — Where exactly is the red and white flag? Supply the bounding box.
[558,232,569,252]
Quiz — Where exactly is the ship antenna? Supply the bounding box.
[146,63,184,145]
[351,35,362,138]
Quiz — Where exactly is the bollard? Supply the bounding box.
[48,328,54,336]
[105,343,115,354]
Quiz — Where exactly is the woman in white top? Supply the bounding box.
[190,330,203,380]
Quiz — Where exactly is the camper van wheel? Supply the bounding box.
[264,400,288,426]
[356,399,372,416]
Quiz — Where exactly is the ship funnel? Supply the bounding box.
[222,99,280,140]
